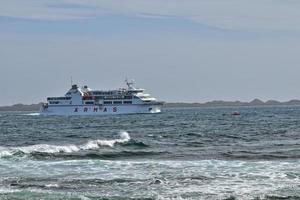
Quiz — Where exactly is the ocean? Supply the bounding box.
[0,106,299,200]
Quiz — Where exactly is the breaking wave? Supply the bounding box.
[24,113,40,116]
[0,131,130,158]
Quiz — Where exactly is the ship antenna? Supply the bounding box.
[71,76,73,86]
[125,78,135,89]
[125,77,129,88]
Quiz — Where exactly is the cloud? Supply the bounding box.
[1,31,300,105]
[1,0,300,31]
[0,0,98,20]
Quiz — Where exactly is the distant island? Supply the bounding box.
[1,99,300,111]
[166,99,300,108]
[0,103,43,112]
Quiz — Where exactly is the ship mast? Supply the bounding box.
[125,78,135,90]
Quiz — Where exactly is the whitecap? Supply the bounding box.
[0,187,22,194]
[19,144,81,154]
[0,131,131,157]
[45,184,59,188]
[0,150,13,157]
[24,113,40,116]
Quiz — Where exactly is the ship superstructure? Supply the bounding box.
[40,80,163,115]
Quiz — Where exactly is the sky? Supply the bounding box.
[1,0,300,105]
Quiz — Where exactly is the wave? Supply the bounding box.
[24,113,40,116]
[120,140,149,148]
[28,151,164,160]
[221,150,300,160]
[0,131,130,158]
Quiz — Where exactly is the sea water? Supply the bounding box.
[0,106,299,199]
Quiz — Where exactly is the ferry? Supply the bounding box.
[40,80,164,115]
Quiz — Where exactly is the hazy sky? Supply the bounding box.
[1,0,300,105]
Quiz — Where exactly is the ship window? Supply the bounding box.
[104,101,112,104]
[123,101,132,104]
[124,96,132,99]
[134,96,140,99]
[104,96,124,100]
[85,101,94,105]
[47,97,71,101]
[82,96,93,100]
[113,101,122,104]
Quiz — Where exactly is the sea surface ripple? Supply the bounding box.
[0,106,300,199]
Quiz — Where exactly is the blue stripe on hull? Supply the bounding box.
[40,105,162,116]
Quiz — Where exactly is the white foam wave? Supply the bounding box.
[0,131,130,157]
[0,150,13,157]
[45,183,59,188]
[24,113,40,116]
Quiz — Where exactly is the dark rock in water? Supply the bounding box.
[150,179,163,185]
[224,196,237,200]
[154,179,162,184]
[10,181,19,187]
[231,111,241,116]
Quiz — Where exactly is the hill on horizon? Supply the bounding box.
[1,99,300,111]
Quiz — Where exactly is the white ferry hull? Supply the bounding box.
[41,80,163,116]
[40,104,162,116]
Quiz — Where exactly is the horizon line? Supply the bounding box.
[2,98,300,107]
